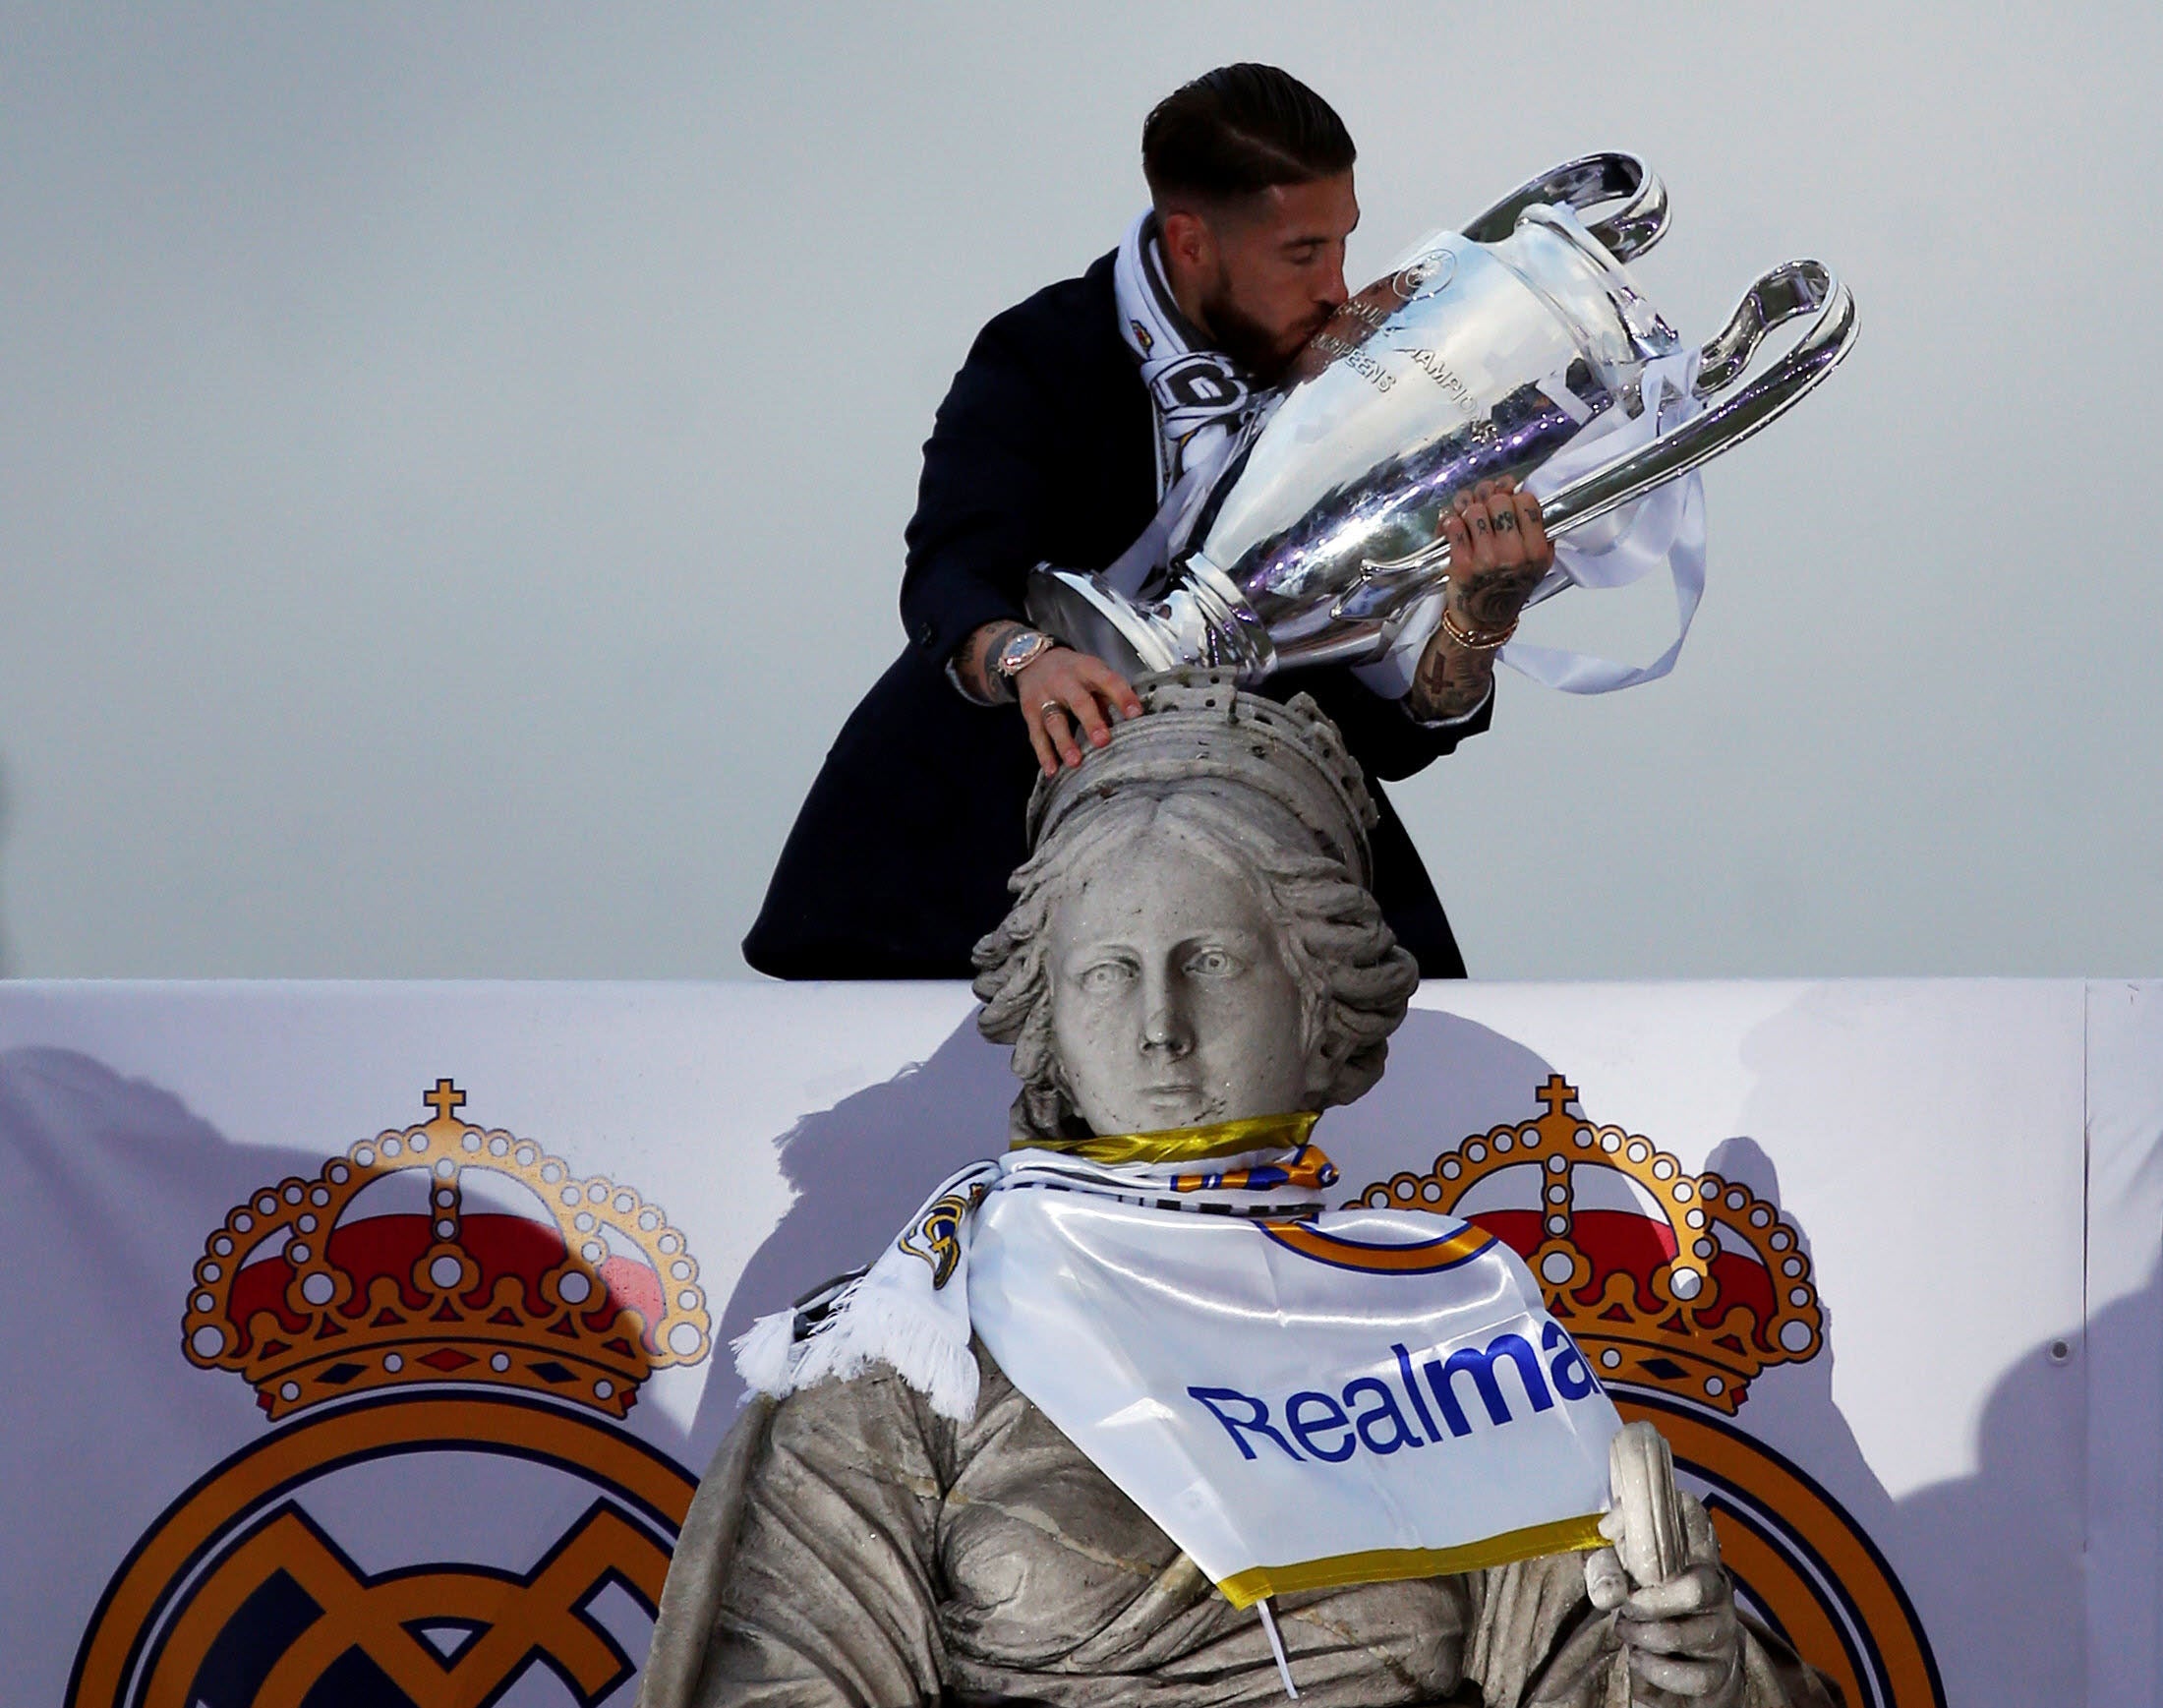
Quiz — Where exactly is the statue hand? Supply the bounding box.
[1586,1493,1744,1707]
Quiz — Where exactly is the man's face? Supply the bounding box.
[1178,172,1357,382]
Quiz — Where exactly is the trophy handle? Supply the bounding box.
[1693,259,1845,393]
[1536,260,1858,539]
[1460,151,1669,263]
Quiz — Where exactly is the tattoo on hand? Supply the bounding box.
[1453,565,1542,631]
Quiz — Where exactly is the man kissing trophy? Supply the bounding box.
[642,676,1836,1708]
[744,64,1852,993]
[1026,156,1851,695]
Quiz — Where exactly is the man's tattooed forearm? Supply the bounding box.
[1409,640,1494,720]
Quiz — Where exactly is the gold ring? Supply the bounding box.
[1038,700,1065,720]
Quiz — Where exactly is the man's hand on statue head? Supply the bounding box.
[952,621,1142,772]
[1407,477,1555,722]
[1014,647,1143,777]
[1586,1492,1746,1707]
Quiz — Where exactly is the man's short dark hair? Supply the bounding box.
[1142,64,1356,209]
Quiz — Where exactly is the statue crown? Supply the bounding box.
[1027,670,1379,883]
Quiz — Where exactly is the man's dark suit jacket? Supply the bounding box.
[742,251,1491,980]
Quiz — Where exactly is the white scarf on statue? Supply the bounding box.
[733,1114,1621,1607]
[1103,206,1709,697]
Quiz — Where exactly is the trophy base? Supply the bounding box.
[1026,562,1282,687]
[1024,570,1181,680]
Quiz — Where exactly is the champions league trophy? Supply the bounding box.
[1026,153,1856,683]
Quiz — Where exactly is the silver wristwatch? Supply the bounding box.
[991,627,1059,697]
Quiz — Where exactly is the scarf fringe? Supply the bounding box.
[731,1282,982,1422]
[788,1287,981,1421]
[731,1310,798,1396]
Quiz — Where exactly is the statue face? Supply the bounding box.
[1047,821,1313,1135]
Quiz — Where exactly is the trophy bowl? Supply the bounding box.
[1027,152,1856,683]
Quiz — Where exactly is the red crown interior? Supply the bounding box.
[1471,1207,1781,1354]
[222,1213,666,1364]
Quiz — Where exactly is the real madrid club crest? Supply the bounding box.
[70,1084,714,1708]
[1349,1075,1946,1708]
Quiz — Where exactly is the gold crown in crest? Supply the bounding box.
[1348,1075,1822,1415]
[183,1082,710,1421]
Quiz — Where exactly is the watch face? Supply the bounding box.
[998,631,1047,676]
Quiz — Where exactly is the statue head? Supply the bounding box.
[972,674,1419,1143]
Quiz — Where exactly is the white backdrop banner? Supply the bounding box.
[0,978,2150,1708]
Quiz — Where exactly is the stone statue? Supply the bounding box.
[642,675,1833,1708]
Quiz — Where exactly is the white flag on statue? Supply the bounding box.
[972,1186,1621,1605]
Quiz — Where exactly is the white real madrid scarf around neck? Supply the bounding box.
[734,1113,1621,1610]
[1113,211,1259,503]
[1099,212,1268,596]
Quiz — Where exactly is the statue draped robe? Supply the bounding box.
[638,1343,1834,1708]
